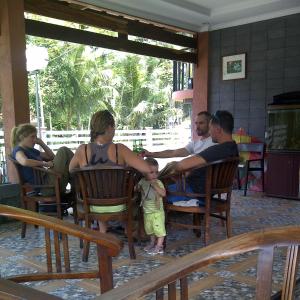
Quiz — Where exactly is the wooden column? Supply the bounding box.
[0,0,29,181]
[192,31,209,139]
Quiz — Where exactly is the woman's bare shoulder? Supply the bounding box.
[74,143,88,155]
[115,143,130,151]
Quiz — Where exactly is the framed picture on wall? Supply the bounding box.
[222,53,246,80]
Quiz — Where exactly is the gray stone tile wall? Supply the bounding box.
[208,13,300,141]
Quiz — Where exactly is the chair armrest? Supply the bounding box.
[30,166,62,178]
[0,204,123,257]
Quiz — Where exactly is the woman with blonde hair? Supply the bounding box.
[69,109,151,232]
[11,124,73,192]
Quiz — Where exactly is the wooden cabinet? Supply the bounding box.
[265,152,300,199]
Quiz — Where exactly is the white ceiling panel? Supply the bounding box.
[75,0,300,32]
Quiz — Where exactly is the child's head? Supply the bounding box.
[144,158,159,181]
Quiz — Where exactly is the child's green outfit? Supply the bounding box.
[138,178,166,237]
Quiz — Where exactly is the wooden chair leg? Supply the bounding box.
[127,219,136,259]
[34,202,39,229]
[226,214,232,238]
[21,200,27,238]
[21,222,27,238]
[244,165,249,196]
[73,203,78,224]
[79,220,83,249]
[82,240,90,262]
[261,166,264,192]
[204,214,210,246]
[237,169,241,190]
[193,213,201,238]
[82,220,91,261]
[57,203,62,220]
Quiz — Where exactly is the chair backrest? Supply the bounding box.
[72,165,134,208]
[7,155,60,196]
[238,143,265,159]
[95,226,300,300]
[0,204,123,293]
[207,157,240,195]
[165,157,239,198]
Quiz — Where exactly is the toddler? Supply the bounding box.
[138,158,166,255]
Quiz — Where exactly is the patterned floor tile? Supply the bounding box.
[1,190,300,299]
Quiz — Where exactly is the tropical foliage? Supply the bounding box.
[26,35,180,130]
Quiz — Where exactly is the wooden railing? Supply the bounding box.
[0,204,123,294]
[95,226,300,300]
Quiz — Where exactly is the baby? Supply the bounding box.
[138,158,166,255]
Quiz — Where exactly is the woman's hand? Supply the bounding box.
[143,149,152,157]
[37,138,55,161]
[35,137,44,146]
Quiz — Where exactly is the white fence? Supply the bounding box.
[0,126,191,159]
[42,127,191,153]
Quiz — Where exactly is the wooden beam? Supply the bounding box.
[25,19,197,63]
[192,32,209,139]
[24,0,196,49]
[25,0,128,33]
[0,0,30,182]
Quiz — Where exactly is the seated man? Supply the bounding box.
[166,110,239,204]
[145,111,215,159]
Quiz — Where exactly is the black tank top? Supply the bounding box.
[85,142,119,166]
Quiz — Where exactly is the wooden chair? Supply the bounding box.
[8,156,76,238]
[0,204,122,294]
[237,143,265,196]
[163,157,239,245]
[96,226,300,300]
[72,165,136,261]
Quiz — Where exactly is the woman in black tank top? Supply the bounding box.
[69,110,151,232]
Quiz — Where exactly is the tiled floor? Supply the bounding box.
[1,190,300,299]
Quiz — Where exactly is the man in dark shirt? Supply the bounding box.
[167,110,238,202]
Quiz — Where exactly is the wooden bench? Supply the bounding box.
[95,226,300,300]
[0,204,123,294]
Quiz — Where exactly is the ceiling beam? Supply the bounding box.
[24,0,197,49]
[25,19,197,63]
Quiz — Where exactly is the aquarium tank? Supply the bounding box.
[266,107,300,152]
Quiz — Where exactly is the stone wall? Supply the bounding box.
[208,13,300,141]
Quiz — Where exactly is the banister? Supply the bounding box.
[95,226,300,300]
[0,204,123,256]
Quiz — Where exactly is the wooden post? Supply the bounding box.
[0,0,30,182]
[192,31,209,139]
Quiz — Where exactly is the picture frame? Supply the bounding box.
[222,53,246,80]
